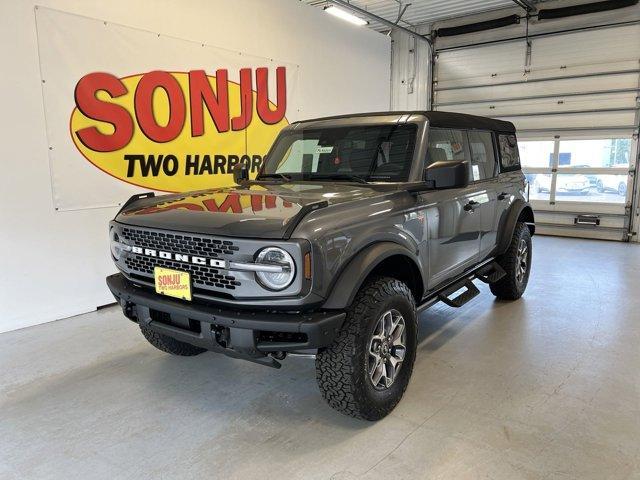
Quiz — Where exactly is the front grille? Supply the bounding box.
[125,256,240,290]
[121,226,242,291]
[121,227,239,257]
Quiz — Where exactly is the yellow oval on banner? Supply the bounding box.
[70,71,288,192]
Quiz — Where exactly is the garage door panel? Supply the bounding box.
[435,73,640,105]
[442,92,638,118]
[434,21,639,240]
[436,42,523,82]
[531,25,640,71]
[498,111,637,131]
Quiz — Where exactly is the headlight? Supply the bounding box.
[109,228,130,260]
[255,247,295,291]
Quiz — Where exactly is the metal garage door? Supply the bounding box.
[433,24,640,240]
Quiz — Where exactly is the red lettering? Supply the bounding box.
[264,195,277,209]
[189,69,230,135]
[202,194,243,213]
[134,71,185,142]
[74,72,134,152]
[133,203,204,215]
[231,68,253,131]
[256,67,286,125]
[251,195,263,212]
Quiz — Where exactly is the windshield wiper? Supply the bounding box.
[255,173,292,182]
[308,174,368,184]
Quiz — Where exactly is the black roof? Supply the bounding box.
[295,110,516,133]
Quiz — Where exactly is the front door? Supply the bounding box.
[422,185,484,288]
[421,128,483,288]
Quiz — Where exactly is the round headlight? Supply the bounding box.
[255,247,295,291]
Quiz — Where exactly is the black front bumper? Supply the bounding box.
[106,274,345,367]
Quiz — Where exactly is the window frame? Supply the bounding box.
[262,123,419,183]
[424,127,500,185]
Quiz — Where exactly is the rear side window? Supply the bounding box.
[498,134,521,171]
[468,131,496,181]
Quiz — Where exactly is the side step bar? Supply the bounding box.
[475,262,506,284]
[437,280,480,308]
[434,261,506,308]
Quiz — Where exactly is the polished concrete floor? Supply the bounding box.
[1,236,639,480]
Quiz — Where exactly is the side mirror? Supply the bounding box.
[232,162,250,185]
[424,160,469,190]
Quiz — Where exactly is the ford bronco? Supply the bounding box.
[107,111,534,420]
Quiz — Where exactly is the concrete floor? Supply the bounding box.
[1,236,639,480]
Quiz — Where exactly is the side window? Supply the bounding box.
[468,131,497,181]
[498,134,521,171]
[426,128,466,164]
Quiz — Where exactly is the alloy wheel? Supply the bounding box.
[367,309,406,390]
[516,238,528,284]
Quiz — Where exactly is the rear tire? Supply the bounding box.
[490,222,532,300]
[315,277,417,421]
[140,326,206,356]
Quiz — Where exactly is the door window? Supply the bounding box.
[426,128,466,164]
[468,131,496,181]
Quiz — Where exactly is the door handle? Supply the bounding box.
[464,200,479,212]
[498,192,509,201]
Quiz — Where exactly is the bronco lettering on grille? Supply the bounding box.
[131,246,227,269]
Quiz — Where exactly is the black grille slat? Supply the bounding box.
[121,227,242,291]
[121,227,240,256]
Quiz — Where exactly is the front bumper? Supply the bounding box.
[106,274,345,367]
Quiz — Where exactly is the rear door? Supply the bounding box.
[467,130,500,258]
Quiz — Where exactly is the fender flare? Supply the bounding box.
[496,200,535,255]
[322,242,421,310]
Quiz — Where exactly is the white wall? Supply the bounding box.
[0,0,391,333]
[390,27,432,111]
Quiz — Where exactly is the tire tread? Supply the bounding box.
[315,277,416,420]
[490,222,531,300]
[140,326,206,356]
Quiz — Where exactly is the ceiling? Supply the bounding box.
[302,0,541,32]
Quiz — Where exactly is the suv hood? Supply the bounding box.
[115,183,390,239]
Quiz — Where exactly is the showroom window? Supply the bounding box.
[519,137,634,206]
[555,139,632,204]
[519,140,555,202]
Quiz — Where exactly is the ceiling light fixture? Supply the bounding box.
[324,5,369,26]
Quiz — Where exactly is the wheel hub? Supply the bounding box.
[367,309,407,390]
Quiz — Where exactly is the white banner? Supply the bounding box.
[35,7,300,211]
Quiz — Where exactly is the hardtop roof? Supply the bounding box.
[293,111,516,133]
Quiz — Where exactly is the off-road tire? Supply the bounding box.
[140,326,206,356]
[490,222,532,300]
[315,277,417,421]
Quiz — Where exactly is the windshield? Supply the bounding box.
[259,124,417,182]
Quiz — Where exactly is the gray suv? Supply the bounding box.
[107,111,535,420]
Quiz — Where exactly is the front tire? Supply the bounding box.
[315,277,417,420]
[140,326,206,356]
[490,222,532,300]
[618,182,627,196]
